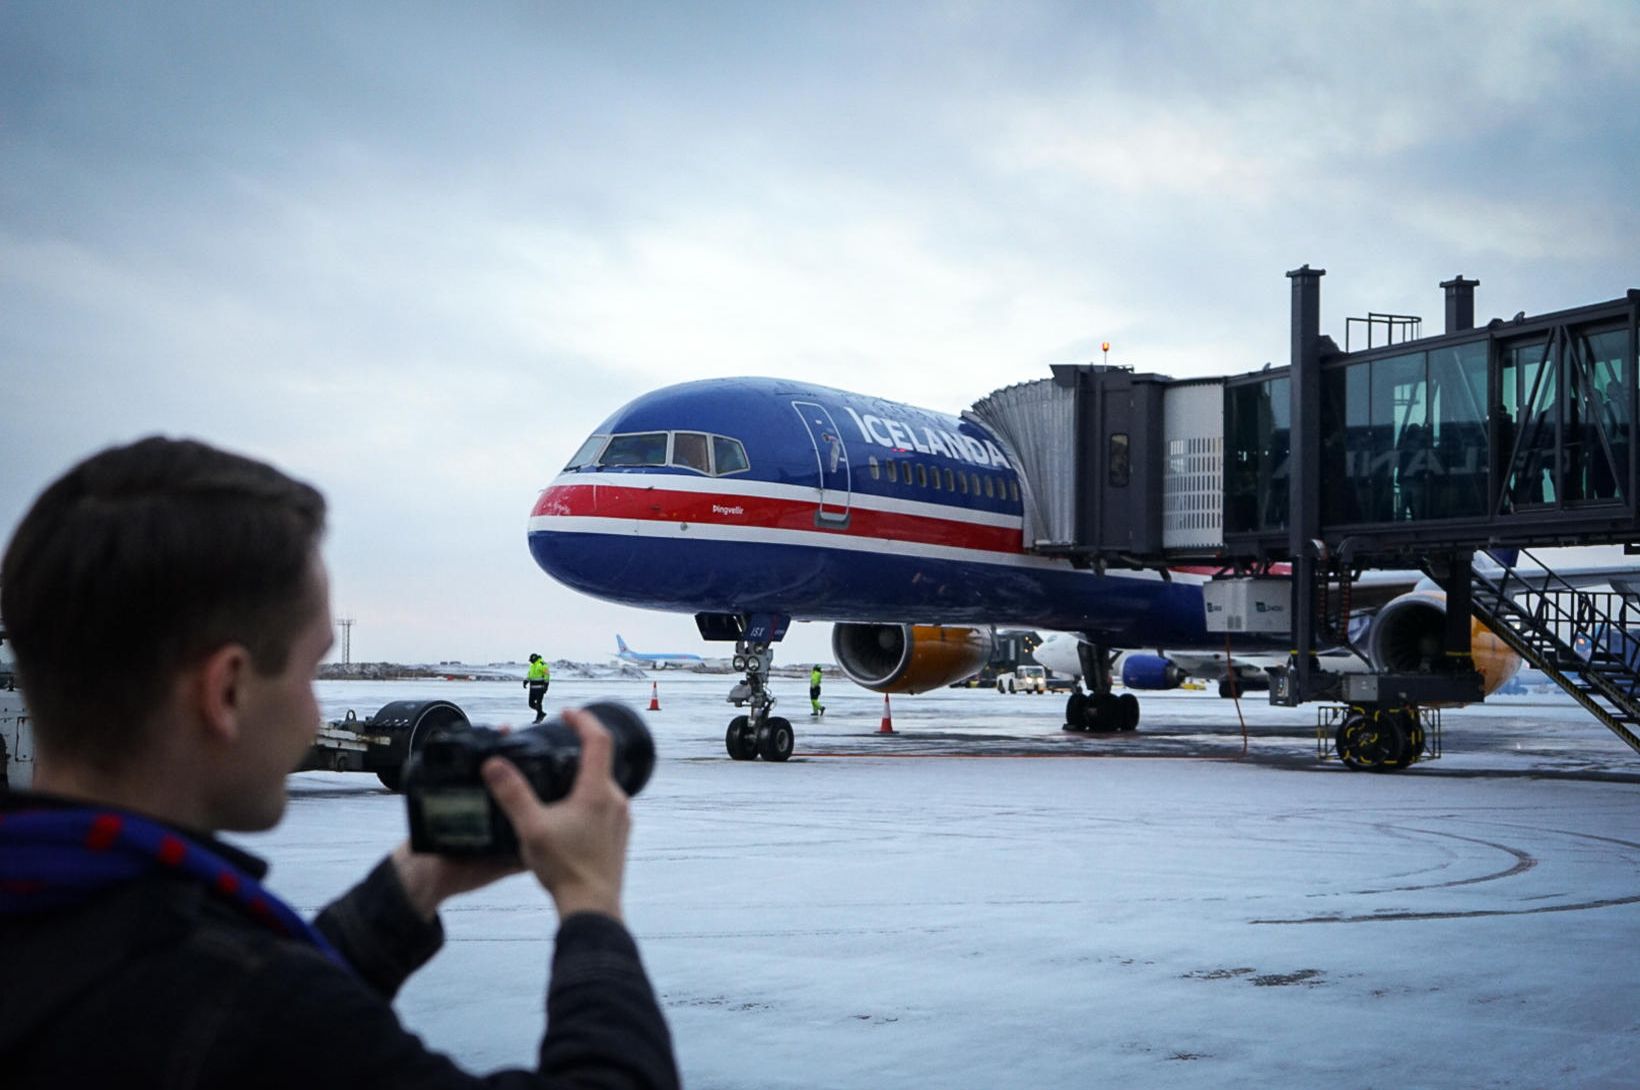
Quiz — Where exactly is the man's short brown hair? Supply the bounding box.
[2,437,327,769]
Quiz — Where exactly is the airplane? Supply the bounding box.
[615,634,705,669]
[1034,631,1382,700]
[526,377,1525,766]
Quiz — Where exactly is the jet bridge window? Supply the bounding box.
[598,432,669,467]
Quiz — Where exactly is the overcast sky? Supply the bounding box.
[3,1,1638,666]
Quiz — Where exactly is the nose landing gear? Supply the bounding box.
[724,640,794,761]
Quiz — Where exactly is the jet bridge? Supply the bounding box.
[970,269,1640,763]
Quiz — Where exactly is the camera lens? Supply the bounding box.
[581,701,655,797]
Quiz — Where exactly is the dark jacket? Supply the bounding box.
[0,793,678,1089]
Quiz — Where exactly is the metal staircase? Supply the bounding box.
[1469,550,1640,756]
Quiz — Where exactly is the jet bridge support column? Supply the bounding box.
[1283,264,1326,705]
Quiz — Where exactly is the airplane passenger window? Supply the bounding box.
[671,432,711,473]
[869,456,880,480]
[944,468,955,491]
[931,467,942,490]
[712,436,749,475]
[599,432,669,467]
[565,434,608,470]
[1009,480,1019,502]
[958,472,968,494]
[888,460,899,483]
[970,473,981,495]
[984,476,995,498]
[917,465,928,488]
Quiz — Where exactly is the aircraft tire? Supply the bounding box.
[1064,692,1088,731]
[726,716,756,761]
[376,768,403,791]
[1218,677,1239,700]
[1117,693,1140,732]
[757,717,794,762]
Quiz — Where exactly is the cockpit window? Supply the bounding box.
[565,435,608,469]
[598,432,669,467]
[712,436,749,475]
[672,432,711,473]
[587,430,750,475]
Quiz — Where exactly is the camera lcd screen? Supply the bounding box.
[419,788,494,847]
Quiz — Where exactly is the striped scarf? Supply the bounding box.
[0,806,348,969]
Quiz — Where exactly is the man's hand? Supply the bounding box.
[482,707,631,921]
[390,843,521,922]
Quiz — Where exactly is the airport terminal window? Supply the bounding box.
[1502,340,1556,508]
[1565,327,1629,503]
[1372,352,1427,521]
[1224,377,1289,534]
[1108,433,1131,487]
[1427,341,1488,517]
[671,432,711,474]
[565,434,608,470]
[599,432,669,467]
[712,436,749,475]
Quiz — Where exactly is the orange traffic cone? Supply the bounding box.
[648,682,661,712]
[878,693,895,734]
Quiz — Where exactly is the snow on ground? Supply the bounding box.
[235,677,1640,1089]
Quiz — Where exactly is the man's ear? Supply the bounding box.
[192,643,253,744]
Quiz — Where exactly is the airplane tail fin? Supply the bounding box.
[617,634,630,653]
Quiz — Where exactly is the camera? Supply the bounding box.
[403,701,655,856]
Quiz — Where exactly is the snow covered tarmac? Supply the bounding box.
[240,677,1640,1089]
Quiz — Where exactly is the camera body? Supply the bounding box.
[404,701,654,856]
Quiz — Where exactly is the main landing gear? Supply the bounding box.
[1062,641,1140,733]
[723,639,794,762]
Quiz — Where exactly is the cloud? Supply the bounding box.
[3,0,1638,664]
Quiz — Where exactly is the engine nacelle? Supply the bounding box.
[1365,589,1521,695]
[1120,653,1185,690]
[832,623,994,694]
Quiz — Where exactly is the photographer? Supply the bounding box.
[0,437,678,1089]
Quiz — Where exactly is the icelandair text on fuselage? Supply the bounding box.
[841,407,1010,468]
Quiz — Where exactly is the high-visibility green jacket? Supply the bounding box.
[810,666,822,687]
[528,660,550,683]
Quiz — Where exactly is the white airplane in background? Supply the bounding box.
[1033,631,1370,700]
[614,634,705,669]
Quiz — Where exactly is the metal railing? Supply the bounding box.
[1470,549,1640,755]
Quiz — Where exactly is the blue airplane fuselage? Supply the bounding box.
[527,377,1251,649]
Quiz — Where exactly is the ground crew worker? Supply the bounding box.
[525,652,550,723]
[809,664,825,717]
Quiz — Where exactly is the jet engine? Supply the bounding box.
[1365,589,1521,695]
[832,623,995,694]
[1119,653,1185,691]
